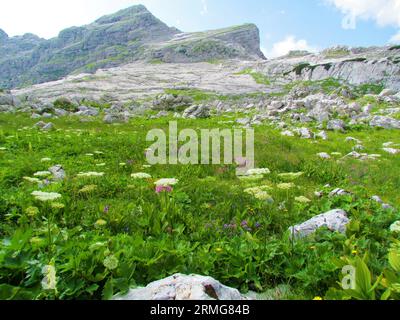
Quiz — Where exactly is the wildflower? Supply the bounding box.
[103,255,119,270]
[390,221,400,233]
[41,265,57,290]
[23,177,41,183]
[155,178,179,187]
[51,203,65,210]
[25,206,39,217]
[104,205,110,214]
[244,186,274,202]
[278,172,304,181]
[277,183,296,190]
[241,220,248,227]
[79,185,98,193]
[255,222,261,229]
[95,219,107,228]
[31,191,62,202]
[30,237,44,245]
[33,171,52,177]
[131,172,152,179]
[77,172,105,177]
[246,168,271,176]
[215,248,223,253]
[352,250,358,255]
[295,196,312,204]
[156,185,173,193]
[313,296,323,301]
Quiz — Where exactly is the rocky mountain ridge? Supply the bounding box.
[0,5,265,89]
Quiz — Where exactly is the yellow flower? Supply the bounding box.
[25,206,39,217]
[313,296,323,300]
[95,219,107,228]
[51,203,65,210]
[352,250,358,255]
[215,248,223,253]
[79,184,98,193]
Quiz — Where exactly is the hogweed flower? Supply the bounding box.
[41,265,57,290]
[155,178,179,187]
[31,191,62,202]
[131,172,152,179]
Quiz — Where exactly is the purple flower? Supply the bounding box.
[104,205,110,214]
[241,220,248,227]
[156,185,173,193]
[255,222,261,229]
[224,224,230,229]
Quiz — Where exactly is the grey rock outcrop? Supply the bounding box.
[370,116,400,129]
[289,209,350,239]
[113,274,248,300]
[49,165,66,181]
[182,104,210,119]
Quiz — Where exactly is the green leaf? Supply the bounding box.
[102,279,113,300]
[389,250,400,272]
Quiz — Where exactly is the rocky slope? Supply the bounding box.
[0,5,265,89]
[256,45,400,90]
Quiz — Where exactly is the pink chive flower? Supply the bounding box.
[155,185,173,193]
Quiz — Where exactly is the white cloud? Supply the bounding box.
[200,0,208,16]
[262,36,318,58]
[390,31,400,43]
[326,0,400,29]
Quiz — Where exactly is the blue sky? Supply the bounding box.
[1,0,400,57]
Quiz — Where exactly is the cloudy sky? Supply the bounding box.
[0,0,399,57]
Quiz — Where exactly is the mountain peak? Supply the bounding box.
[95,4,150,24]
[0,29,8,42]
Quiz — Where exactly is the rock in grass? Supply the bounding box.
[382,148,400,155]
[49,165,66,181]
[182,105,210,119]
[289,209,349,239]
[327,119,346,131]
[113,274,248,300]
[370,116,400,129]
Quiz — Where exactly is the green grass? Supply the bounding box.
[236,68,271,85]
[0,110,399,300]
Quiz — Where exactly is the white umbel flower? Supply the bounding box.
[154,178,179,186]
[32,191,62,202]
[131,173,152,179]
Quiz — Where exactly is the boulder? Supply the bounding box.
[370,116,400,129]
[49,165,66,181]
[182,105,210,119]
[327,119,346,131]
[113,274,248,301]
[289,209,350,239]
[0,92,14,106]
